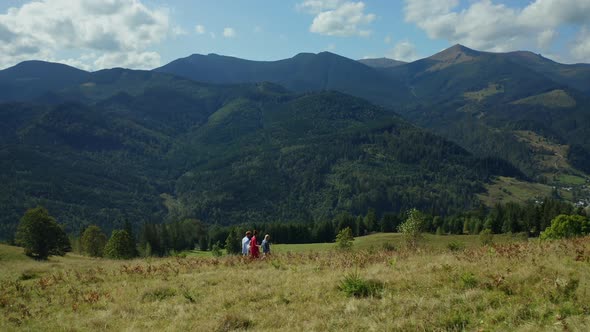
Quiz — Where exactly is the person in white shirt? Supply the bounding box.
[242,231,252,256]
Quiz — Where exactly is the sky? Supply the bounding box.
[0,0,589,71]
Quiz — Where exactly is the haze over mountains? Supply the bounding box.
[0,44,589,239]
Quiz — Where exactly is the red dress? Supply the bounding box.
[250,235,260,258]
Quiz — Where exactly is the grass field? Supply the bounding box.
[2,234,590,331]
[478,176,553,206]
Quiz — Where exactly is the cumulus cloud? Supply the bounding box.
[389,40,419,62]
[299,1,375,37]
[223,27,236,38]
[0,0,170,70]
[571,27,590,62]
[403,0,590,61]
[195,24,206,34]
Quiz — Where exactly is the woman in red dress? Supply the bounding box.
[250,230,260,258]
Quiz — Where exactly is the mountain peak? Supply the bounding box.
[430,44,479,61]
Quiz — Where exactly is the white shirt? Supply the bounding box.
[242,236,250,255]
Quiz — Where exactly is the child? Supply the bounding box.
[261,234,271,257]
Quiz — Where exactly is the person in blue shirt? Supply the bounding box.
[261,234,271,257]
[242,231,252,256]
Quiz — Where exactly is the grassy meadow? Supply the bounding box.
[2,233,590,331]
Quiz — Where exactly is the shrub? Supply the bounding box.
[216,314,253,332]
[447,241,465,252]
[15,206,70,260]
[339,272,384,298]
[398,208,424,249]
[142,287,176,302]
[211,241,223,257]
[335,227,353,251]
[479,229,493,246]
[381,242,396,251]
[460,272,478,289]
[540,214,590,240]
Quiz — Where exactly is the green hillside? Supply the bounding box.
[0,67,522,239]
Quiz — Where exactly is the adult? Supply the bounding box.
[250,230,260,258]
[261,234,271,257]
[242,231,251,256]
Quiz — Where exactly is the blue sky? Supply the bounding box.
[0,0,589,70]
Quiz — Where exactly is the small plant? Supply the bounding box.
[18,271,38,281]
[335,227,353,251]
[447,241,465,252]
[479,229,493,246]
[180,286,198,304]
[216,314,253,332]
[460,272,478,289]
[211,241,223,257]
[381,242,396,251]
[142,287,176,302]
[338,272,384,298]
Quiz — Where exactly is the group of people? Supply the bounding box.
[241,230,270,258]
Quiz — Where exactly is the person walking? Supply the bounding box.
[261,234,271,257]
[250,230,260,258]
[242,231,252,256]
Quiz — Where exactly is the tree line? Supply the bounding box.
[11,197,587,259]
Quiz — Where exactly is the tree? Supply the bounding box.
[335,227,354,251]
[225,228,242,254]
[104,230,137,259]
[15,206,70,260]
[398,208,424,249]
[80,225,107,257]
[540,214,590,240]
[364,208,378,233]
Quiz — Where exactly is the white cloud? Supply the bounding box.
[301,1,375,37]
[195,24,206,35]
[384,35,392,44]
[325,43,336,51]
[94,50,161,70]
[388,40,419,62]
[223,27,236,38]
[172,26,187,36]
[0,0,170,70]
[297,0,345,14]
[537,29,557,50]
[403,0,590,61]
[571,27,590,62]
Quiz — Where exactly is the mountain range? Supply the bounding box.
[0,44,588,239]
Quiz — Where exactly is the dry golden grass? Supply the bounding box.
[2,236,590,331]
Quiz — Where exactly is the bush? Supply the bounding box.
[460,272,478,289]
[339,272,384,298]
[398,208,424,249]
[142,287,176,302]
[211,241,223,257]
[540,214,590,240]
[335,227,353,251]
[15,206,70,260]
[479,229,493,246]
[80,225,107,257]
[447,240,465,252]
[216,314,253,332]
